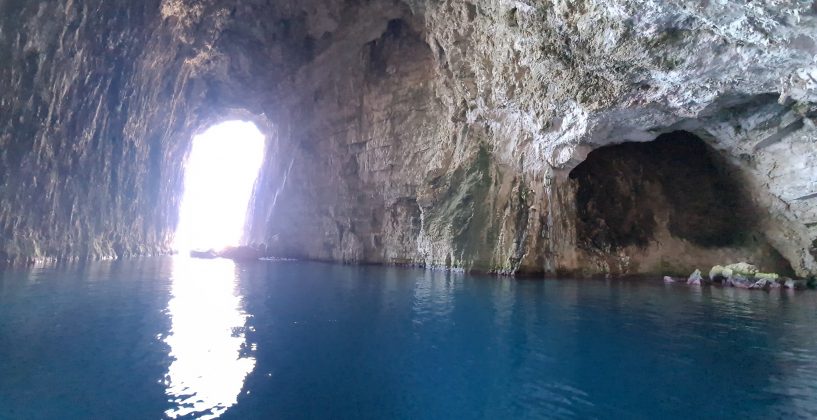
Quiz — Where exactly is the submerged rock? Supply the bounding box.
[687,269,703,286]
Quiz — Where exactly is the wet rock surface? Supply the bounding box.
[189,245,267,261]
[687,269,703,286]
[674,262,814,291]
[1,1,815,277]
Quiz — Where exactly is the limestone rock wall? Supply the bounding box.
[401,0,817,276]
[249,0,817,277]
[0,1,183,263]
[1,0,815,277]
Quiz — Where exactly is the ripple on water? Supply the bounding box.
[1,260,816,419]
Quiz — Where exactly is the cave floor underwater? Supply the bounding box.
[1,257,816,419]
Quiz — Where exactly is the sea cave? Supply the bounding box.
[1,1,816,418]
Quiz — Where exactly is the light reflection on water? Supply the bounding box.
[163,257,256,419]
[1,260,817,418]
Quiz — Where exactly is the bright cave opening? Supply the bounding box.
[568,130,794,276]
[173,120,266,253]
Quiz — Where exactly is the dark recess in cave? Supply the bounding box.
[569,130,758,251]
[365,19,418,77]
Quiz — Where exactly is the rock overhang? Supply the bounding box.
[1,0,815,277]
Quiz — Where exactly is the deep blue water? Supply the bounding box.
[1,257,816,419]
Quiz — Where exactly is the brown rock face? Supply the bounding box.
[569,131,794,277]
[1,0,815,277]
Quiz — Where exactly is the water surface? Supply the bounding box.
[1,257,816,419]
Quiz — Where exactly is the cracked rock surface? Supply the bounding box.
[1,0,815,276]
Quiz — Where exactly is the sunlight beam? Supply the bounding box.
[174,120,266,252]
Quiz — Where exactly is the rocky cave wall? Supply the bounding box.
[246,0,817,277]
[0,0,188,263]
[569,130,796,276]
[1,0,816,277]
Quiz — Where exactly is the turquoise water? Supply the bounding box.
[1,257,816,419]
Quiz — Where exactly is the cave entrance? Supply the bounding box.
[568,130,793,276]
[173,121,266,252]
